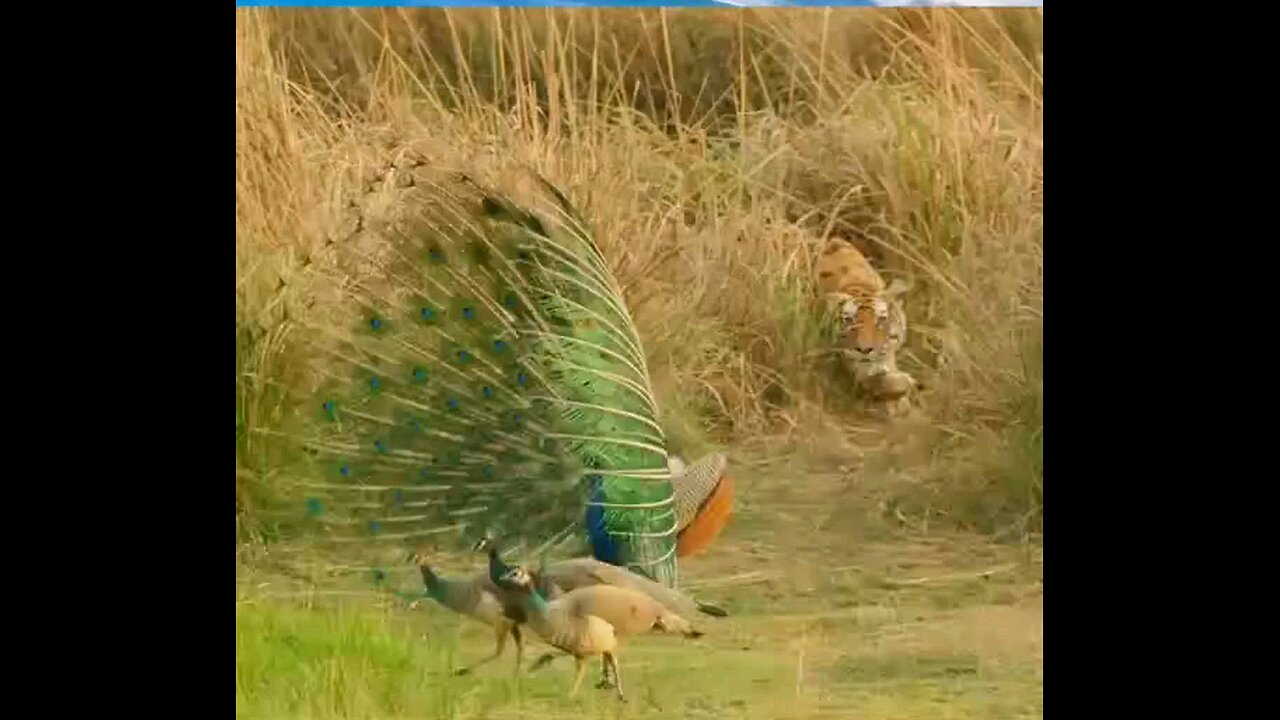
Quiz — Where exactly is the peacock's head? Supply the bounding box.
[498,565,535,591]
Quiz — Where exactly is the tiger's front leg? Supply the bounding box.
[860,369,918,418]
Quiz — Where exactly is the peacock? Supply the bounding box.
[267,170,733,599]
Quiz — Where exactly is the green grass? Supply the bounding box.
[237,458,1042,720]
[237,586,1041,720]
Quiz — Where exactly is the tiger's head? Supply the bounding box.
[827,278,913,400]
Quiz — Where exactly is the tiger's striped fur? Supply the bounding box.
[816,240,917,413]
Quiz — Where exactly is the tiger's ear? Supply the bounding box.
[884,278,913,298]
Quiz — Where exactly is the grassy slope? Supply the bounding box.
[236,7,1043,537]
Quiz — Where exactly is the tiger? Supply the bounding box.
[815,239,918,414]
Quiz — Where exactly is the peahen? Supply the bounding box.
[395,554,527,676]
[269,171,732,596]
[475,534,727,620]
[495,564,701,702]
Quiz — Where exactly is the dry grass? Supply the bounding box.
[235,7,1042,535]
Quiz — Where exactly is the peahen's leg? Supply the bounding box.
[605,652,625,702]
[511,625,524,675]
[530,653,559,672]
[595,656,614,689]
[569,656,589,698]
[455,624,507,676]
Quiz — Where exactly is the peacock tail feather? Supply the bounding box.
[268,172,681,588]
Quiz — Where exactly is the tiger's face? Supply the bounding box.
[828,279,911,399]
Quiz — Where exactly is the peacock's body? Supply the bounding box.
[271,172,729,592]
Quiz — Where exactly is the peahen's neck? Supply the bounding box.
[486,546,513,583]
[522,586,551,616]
[419,566,445,600]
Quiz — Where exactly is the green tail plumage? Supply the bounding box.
[270,172,679,588]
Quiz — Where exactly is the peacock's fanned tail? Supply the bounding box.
[271,173,680,588]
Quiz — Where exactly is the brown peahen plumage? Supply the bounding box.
[399,554,525,676]
[495,564,701,702]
